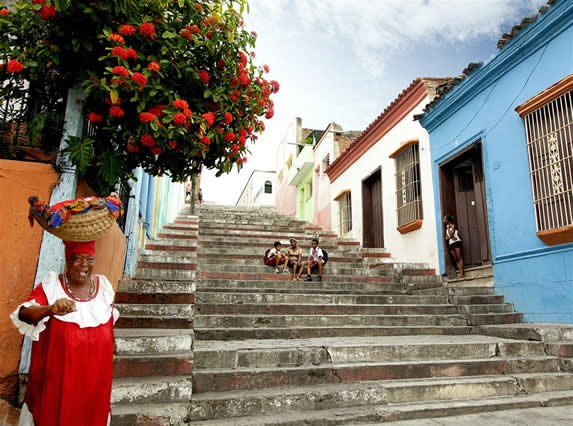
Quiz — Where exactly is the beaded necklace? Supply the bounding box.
[64,273,96,301]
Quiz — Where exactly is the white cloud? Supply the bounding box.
[249,0,547,77]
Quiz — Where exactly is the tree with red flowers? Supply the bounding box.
[0,0,278,193]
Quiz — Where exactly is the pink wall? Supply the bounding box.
[275,178,297,217]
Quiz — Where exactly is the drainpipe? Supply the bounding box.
[123,167,143,277]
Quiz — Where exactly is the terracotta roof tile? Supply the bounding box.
[326,77,451,174]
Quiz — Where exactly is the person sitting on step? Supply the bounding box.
[285,238,303,281]
[264,241,288,273]
[298,238,324,282]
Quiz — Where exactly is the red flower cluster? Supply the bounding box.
[32,0,56,20]
[202,112,215,127]
[198,70,210,84]
[224,132,235,142]
[173,113,187,126]
[139,112,156,123]
[0,8,10,15]
[172,99,189,110]
[148,105,165,117]
[140,134,156,147]
[112,66,129,77]
[109,106,125,118]
[88,112,104,123]
[6,59,24,73]
[139,22,156,39]
[224,112,233,124]
[131,72,147,88]
[147,62,160,72]
[109,33,125,44]
[119,24,136,36]
[200,136,211,145]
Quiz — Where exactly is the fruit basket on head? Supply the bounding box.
[28,193,124,242]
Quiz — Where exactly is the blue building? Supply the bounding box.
[420,0,573,323]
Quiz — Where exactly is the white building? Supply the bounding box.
[235,170,277,207]
[326,78,449,270]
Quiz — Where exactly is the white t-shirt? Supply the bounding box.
[268,248,282,259]
[309,247,324,262]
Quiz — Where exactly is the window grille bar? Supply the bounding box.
[524,88,573,232]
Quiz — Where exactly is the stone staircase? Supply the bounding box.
[110,216,199,425]
[189,205,573,424]
[110,205,573,424]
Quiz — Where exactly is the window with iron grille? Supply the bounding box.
[521,87,573,235]
[337,191,352,234]
[394,144,423,227]
[264,180,272,194]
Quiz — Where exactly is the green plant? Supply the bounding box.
[0,0,278,193]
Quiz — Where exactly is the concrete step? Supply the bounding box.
[414,287,494,296]
[196,279,402,292]
[196,304,460,316]
[193,336,546,369]
[196,286,403,296]
[198,264,387,277]
[198,255,361,265]
[144,239,198,248]
[197,271,396,283]
[189,373,573,421]
[138,254,196,263]
[189,389,573,425]
[113,353,193,378]
[194,314,468,328]
[198,228,337,239]
[116,303,194,318]
[451,295,505,305]
[119,279,195,294]
[198,239,341,249]
[194,326,475,340]
[192,356,561,393]
[115,291,195,304]
[114,328,193,355]
[458,304,515,314]
[134,268,196,280]
[111,376,192,405]
[195,292,448,305]
[111,403,189,426]
[468,312,524,325]
[476,323,573,342]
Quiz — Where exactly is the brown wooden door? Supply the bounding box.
[440,143,491,271]
[362,169,384,248]
[453,160,482,267]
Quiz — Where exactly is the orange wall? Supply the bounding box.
[76,180,126,291]
[0,160,59,403]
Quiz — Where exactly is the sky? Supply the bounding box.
[200,0,548,205]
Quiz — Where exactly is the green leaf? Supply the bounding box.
[98,151,122,187]
[64,136,94,175]
[163,31,177,39]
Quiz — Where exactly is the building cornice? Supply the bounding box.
[420,0,573,132]
[326,79,428,183]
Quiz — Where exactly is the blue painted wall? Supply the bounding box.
[422,0,573,323]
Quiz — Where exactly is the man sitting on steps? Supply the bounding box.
[298,238,325,282]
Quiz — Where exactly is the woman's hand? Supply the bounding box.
[50,298,77,316]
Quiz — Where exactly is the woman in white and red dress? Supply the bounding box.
[11,240,118,426]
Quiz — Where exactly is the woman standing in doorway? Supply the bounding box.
[443,215,464,278]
